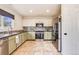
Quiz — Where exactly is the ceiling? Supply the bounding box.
[12,4,61,17]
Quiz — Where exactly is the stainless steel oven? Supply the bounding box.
[35,31,44,39]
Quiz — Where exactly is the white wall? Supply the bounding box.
[61,4,79,54]
[0,4,23,31]
[23,17,54,26]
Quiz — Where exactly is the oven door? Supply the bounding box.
[35,32,44,39]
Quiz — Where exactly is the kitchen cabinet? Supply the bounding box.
[18,33,22,46]
[20,32,27,43]
[27,32,35,40]
[44,32,52,40]
[21,33,25,43]
[8,36,16,54]
[15,35,20,47]
[17,33,24,46]
[16,32,27,47]
[0,38,9,55]
[24,32,27,41]
[25,32,29,39]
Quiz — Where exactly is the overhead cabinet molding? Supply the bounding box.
[0,9,14,19]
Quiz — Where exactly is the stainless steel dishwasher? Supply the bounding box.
[0,38,9,55]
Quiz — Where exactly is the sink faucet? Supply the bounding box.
[7,22,12,34]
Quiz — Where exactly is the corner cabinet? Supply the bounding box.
[44,32,52,40]
[8,36,16,54]
[27,32,35,40]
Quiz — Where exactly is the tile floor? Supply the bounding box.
[12,39,60,55]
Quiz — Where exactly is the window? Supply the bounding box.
[3,16,12,27]
[0,9,14,31]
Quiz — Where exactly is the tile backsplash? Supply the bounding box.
[23,26,53,32]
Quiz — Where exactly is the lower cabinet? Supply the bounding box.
[15,35,20,47]
[44,32,52,40]
[20,32,27,43]
[16,32,27,47]
[8,36,16,54]
[19,33,23,45]
[23,32,27,41]
[27,32,35,40]
[21,33,25,43]
[8,32,35,54]
[0,38,9,55]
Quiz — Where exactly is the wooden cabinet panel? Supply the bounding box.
[21,33,27,43]
[16,32,27,47]
[21,33,24,43]
[24,33,27,40]
[17,34,21,46]
[15,35,21,47]
[44,32,52,39]
[8,36,16,54]
[27,32,35,39]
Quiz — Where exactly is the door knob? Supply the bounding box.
[64,33,67,35]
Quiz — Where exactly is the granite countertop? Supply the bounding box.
[0,31,25,39]
[23,26,53,32]
[0,33,17,39]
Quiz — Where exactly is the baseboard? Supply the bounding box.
[26,39,35,41]
[44,39,55,41]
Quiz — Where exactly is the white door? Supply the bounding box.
[61,5,79,55]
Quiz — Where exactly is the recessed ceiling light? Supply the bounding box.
[29,10,33,13]
[46,10,50,13]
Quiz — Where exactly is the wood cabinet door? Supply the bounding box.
[44,32,52,39]
[9,36,16,54]
[19,34,22,45]
[20,33,24,43]
[24,33,27,40]
[27,32,35,39]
